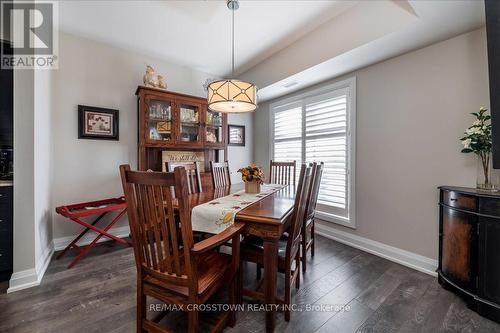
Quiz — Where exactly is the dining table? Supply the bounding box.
[185,183,296,333]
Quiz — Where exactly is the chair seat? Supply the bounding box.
[241,235,288,258]
[280,218,312,241]
[144,250,231,297]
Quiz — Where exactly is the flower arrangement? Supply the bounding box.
[238,164,264,184]
[460,107,494,189]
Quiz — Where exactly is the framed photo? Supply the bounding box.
[228,124,245,146]
[78,105,119,140]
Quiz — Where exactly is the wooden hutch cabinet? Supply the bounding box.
[438,186,500,323]
[136,86,227,186]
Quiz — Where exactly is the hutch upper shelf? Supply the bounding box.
[135,86,228,172]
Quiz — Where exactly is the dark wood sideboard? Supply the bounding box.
[438,186,500,322]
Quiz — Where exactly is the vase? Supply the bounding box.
[476,152,497,191]
[245,180,261,194]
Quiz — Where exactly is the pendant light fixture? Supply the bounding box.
[207,0,258,113]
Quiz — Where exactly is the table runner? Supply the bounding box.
[191,184,286,234]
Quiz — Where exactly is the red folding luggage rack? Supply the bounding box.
[55,197,132,268]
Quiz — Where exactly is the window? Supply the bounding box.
[270,77,356,227]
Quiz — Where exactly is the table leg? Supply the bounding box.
[264,238,278,333]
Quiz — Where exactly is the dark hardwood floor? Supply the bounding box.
[1,235,499,333]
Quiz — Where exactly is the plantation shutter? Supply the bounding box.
[305,88,350,218]
[271,81,354,223]
[273,101,303,168]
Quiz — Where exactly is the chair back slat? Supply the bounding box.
[163,183,183,275]
[270,160,296,185]
[305,162,324,221]
[154,185,173,272]
[287,163,313,255]
[166,161,202,194]
[120,165,193,284]
[210,161,231,188]
[142,183,159,270]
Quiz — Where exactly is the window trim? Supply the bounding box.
[269,77,356,229]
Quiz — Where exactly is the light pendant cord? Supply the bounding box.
[232,6,235,76]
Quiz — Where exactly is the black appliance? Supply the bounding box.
[0,148,13,180]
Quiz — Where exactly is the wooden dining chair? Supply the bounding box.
[210,161,231,188]
[165,161,203,194]
[166,161,209,242]
[120,165,243,333]
[239,163,313,322]
[301,162,324,273]
[251,160,296,280]
[269,160,296,185]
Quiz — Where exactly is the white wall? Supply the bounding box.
[51,32,253,240]
[10,67,53,292]
[227,113,254,183]
[12,68,36,274]
[34,69,54,276]
[8,0,54,291]
[254,28,489,261]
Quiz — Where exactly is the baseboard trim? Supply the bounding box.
[7,268,38,293]
[8,223,436,292]
[7,243,54,293]
[315,222,438,276]
[8,225,130,293]
[52,225,130,251]
[35,243,54,282]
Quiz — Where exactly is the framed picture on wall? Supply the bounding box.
[78,105,119,140]
[228,124,245,146]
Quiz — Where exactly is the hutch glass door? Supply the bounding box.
[146,98,172,143]
[206,110,224,144]
[178,102,201,145]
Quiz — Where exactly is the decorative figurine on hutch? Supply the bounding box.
[157,75,167,89]
[143,65,158,88]
[143,65,167,90]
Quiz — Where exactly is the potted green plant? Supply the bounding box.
[460,107,496,191]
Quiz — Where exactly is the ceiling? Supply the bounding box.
[59,0,486,101]
[241,0,486,101]
[59,0,355,77]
